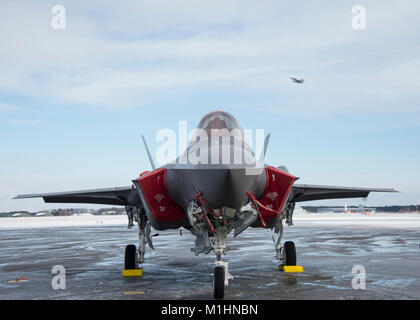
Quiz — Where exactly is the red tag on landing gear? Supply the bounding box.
[135,168,186,223]
[257,167,297,221]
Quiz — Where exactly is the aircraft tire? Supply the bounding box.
[284,241,297,266]
[213,266,225,299]
[124,244,137,269]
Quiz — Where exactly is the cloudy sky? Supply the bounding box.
[0,0,419,211]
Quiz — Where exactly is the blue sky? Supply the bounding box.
[0,1,419,211]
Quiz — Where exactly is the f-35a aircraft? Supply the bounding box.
[290,77,304,83]
[15,110,396,299]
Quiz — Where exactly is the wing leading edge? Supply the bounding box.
[14,186,137,206]
[290,183,398,202]
[14,184,397,206]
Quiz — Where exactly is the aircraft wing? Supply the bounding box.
[14,186,138,206]
[290,183,398,202]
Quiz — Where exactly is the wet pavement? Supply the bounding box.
[1,223,419,299]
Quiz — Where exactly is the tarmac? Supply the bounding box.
[0,214,419,300]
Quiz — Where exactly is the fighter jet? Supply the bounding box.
[15,110,396,299]
[290,77,304,83]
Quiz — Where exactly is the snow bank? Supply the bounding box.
[293,212,420,229]
[0,215,127,229]
[0,212,419,230]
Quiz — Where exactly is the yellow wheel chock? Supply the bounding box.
[279,265,304,273]
[122,268,143,277]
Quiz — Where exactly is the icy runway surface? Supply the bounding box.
[0,213,419,300]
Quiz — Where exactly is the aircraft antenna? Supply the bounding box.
[141,134,156,171]
[258,133,271,163]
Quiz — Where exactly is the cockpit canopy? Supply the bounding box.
[196,110,242,137]
[176,110,256,167]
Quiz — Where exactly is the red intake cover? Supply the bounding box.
[136,168,186,223]
[257,167,297,220]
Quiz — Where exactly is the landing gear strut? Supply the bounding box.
[137,212,147,265]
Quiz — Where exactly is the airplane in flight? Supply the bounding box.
[290,77,304,83]
[15,110,396,299]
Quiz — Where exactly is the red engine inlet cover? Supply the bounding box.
[136,168,186,223]
[258,167,297,220]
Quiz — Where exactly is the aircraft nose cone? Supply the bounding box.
[166,168,265,210]
[201,169,255,209]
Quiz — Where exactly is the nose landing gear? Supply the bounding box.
[212,226,233,299]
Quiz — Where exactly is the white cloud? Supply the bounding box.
[0,1,419,111]
[2,1,419,211]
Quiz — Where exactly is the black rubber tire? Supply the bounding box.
[284,241,297,266]
[124,244,137,269]
[213,266,225,299]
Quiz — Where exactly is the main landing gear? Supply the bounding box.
[122,207,147,277]
[274,221,303,272]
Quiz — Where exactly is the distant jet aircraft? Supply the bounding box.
[290,77,304,83]
[15,110,396,299]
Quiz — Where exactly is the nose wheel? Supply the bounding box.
[213,266,225,299]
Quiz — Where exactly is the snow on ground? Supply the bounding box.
[0,212,419,229]
[293,212,420,229]
[0,215,128,229]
